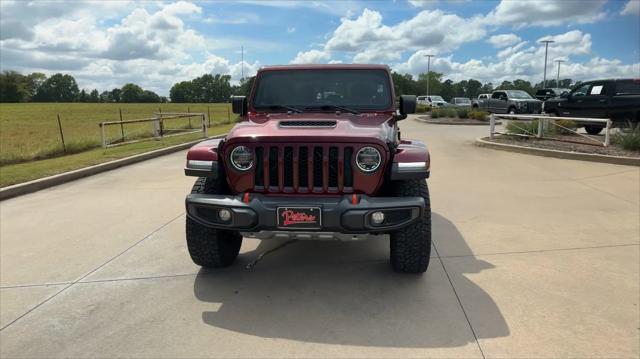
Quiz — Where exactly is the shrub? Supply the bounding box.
[456,108,469,119]
[470,111,489,121]
[505,120,540,135]
[549,119,578,135]
[613,122,640,151]
[430,108,442,118]
[416,104,430,113]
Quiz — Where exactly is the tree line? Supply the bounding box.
[0,71,167,103]
[1,68,576,104]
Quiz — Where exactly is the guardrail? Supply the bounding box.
[99,112,207,148]
[489,114,612,147]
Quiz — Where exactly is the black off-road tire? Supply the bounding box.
[585,125,603,135]
[186,177,242,268]
[389,179,432,274]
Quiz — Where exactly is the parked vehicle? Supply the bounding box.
[472,93,491,109]
[417,95,446,107]
[183,64,432,273]
[477,90,542,114]
[451,97,472,108]
[535,88,570,101]
[543,79,640,134]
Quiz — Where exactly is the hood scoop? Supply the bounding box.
[279,120,337,128]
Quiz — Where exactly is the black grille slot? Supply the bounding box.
[284,146,293,187]
[280,120,337,127]
[299,147,308,187]
[344,147,353,187]
[328,147,338,187]
[268,147,278,187]
[313,147,323,188]
[254,147,264,186]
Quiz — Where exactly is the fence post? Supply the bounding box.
[100,122,107,148]
[604,119,611,147]
[489,114,495,139]
[119,108,125,141]
[187,107,191,128]
[207,106,211,127]
[202,114,208,138]
[537,117,543,138]
[56,114,67,153]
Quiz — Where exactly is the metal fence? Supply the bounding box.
[99,112,207,148]
[489,114,612,147]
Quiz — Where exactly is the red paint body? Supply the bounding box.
[186,64,430,196]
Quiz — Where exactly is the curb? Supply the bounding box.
[0,135,226,201]
[415,117,500,126]
[475,137,640,166]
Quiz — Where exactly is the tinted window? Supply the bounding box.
[253,69,392,110]
[506,90,533,99]
[572,83,591,96]
[491,92,505,99]
[615,80,640,95]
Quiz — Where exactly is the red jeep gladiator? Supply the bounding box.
[184,64,432,273]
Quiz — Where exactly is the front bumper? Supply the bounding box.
[186,193,425,234]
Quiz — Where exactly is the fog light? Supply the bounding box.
[371,211,385,224]
[218,209,231,222]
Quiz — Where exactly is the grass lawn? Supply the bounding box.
[0,102,233,165]
[0,123,235,187]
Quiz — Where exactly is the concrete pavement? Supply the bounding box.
[1,116,638,358]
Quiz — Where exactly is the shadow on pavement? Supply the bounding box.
[193,213,508,348]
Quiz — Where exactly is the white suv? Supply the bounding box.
[417,95,446,107]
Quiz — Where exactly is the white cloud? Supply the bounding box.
[485,0,607,27]
[621,0,640,16]
[488,33,521,48]
[290,49,331,64]
[287,27,296,33]
[393,30,638,85]
[324,8,486,63]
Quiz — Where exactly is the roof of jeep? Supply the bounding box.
[258,64,390,71]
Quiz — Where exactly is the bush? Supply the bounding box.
[456,108,469,119]
[549,119,578,135]
[416,104,430,113]
[430,108,442,118]
[613,122,640,151]
[505,120,540,135]
[470,111,489,121]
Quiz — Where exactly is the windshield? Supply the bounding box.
[506,90,533,99]
[252,69,392,111]
[455,98,471,104]
[430,96,444,101]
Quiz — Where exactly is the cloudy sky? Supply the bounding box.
[1,0,638,95]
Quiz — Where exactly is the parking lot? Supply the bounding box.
[1,116,638,358]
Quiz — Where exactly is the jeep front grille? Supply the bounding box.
[253,144,354,193]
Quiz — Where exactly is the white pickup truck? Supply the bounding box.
[417,95,447,107]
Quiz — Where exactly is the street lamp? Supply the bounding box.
[424,54,434,98]
[555,59,564,88]
[540,40,555,88]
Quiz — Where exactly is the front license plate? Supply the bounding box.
[277,207,321,229]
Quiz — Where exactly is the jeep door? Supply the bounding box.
[489,91,507,113]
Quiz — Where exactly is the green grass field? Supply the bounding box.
[0,103,235,187]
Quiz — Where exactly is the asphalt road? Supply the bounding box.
[1,116,639,358]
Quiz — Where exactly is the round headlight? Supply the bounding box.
[356,146,382,172]
[230,146,253,171]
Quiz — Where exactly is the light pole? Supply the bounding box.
[540,40,555,88]
[555,59,564,88]
[424,54,434,98]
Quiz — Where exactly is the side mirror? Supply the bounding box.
[231,96,247,115]
[398,95,416,120]
[560,91,569,98]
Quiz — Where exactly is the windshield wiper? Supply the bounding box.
[267,105,303,113]
[305,104,360,114]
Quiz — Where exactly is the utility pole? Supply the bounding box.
[555,59,564,88]
[241,45,244,82]
[540,40,555,88]
[424,54,434,98]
